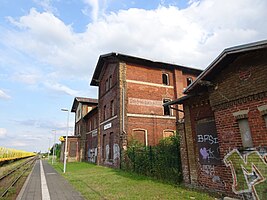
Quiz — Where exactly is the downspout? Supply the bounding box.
[172,69,191,184]
[122,87,125,133]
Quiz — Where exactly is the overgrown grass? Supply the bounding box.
[51,161,216,200]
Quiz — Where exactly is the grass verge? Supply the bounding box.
[50,161,216,200]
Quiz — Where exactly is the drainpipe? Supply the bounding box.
[122,87,125,133]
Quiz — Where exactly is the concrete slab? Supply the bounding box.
[17,160,84,200]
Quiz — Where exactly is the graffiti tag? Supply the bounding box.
[224,149,267,200]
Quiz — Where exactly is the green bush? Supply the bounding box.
[122,134,182,184]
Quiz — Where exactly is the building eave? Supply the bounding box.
[184,40,267,94]
[90,52,203,86]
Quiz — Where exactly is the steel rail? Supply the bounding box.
[0,156,37,198]
[0,156,36,181]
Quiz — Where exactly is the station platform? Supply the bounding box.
[16,159,84,200]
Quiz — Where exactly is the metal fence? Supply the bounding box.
[122,136,182,184]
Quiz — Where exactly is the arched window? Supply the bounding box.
[163,130,175,138]
[131,129,148,146]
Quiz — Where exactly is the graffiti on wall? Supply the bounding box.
[113,144,120,160]
[88,148,97,163]
[196,119,221,165]
[105,144,120,163]
[200,164,215,177]
[224,149,267,200]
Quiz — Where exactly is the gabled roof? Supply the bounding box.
[184,40,267,94]
[90,52,202,86]
[83,106,98,119]
[71,97,98,112]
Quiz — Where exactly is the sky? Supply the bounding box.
[0,0,266,153]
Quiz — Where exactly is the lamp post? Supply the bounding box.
[48,137,51,161]
[52,130,56,165]
[61,108,69,173]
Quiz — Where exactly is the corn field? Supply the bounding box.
[0,147,36,162]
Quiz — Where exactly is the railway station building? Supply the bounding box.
[164,40,267,199]
[90,53,202,167]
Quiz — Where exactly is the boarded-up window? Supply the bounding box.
[132,129,146,145]
[163,130,174,138]
[102,134,106,160]
[196,119,220,165]
[109,132,114,160]
[237,119,253,148]
[69,141,77,157]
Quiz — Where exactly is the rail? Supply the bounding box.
[0,156,38,198]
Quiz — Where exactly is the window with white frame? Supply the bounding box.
[162,73,169,85]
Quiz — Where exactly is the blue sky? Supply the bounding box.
[0,0,266,153]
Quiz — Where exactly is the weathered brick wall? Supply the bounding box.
[209,50,267,107]
[85,108,98,162]
[183,49,267,199]
[98,62,121,167]
[125,63,177,145]
[127,117,176,146]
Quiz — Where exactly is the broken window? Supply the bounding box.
[163,99,171,116]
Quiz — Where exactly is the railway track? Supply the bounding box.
[0,156,37,198]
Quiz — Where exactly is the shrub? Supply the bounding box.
[122,134,182,184]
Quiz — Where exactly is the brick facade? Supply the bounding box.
[179,42,267,199]
[90,53,202,168]
[70,97,98,161]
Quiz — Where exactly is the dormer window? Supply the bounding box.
[162,73,169,85]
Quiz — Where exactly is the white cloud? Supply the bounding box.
[83,0,99,21]
[44,81,79,96]
[33,0,58,14]
[0,89,11,99]
[9,141,28,147]
[2,0,267,82]
[83,0,108,21]
[12,69,41,85]
[0,128,7,138]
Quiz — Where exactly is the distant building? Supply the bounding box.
[70,97,98,161]
[165,40,267,199]
[90,53,202,167]
[84,106,98,163]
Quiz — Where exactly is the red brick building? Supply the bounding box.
[70,97,98,161]
[84,106,98,163]
[90,53,202,167]
[166,41,267,199]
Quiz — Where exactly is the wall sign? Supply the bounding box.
[196,119,221,165]
[92,130,97,137]
[104,123,112,130]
